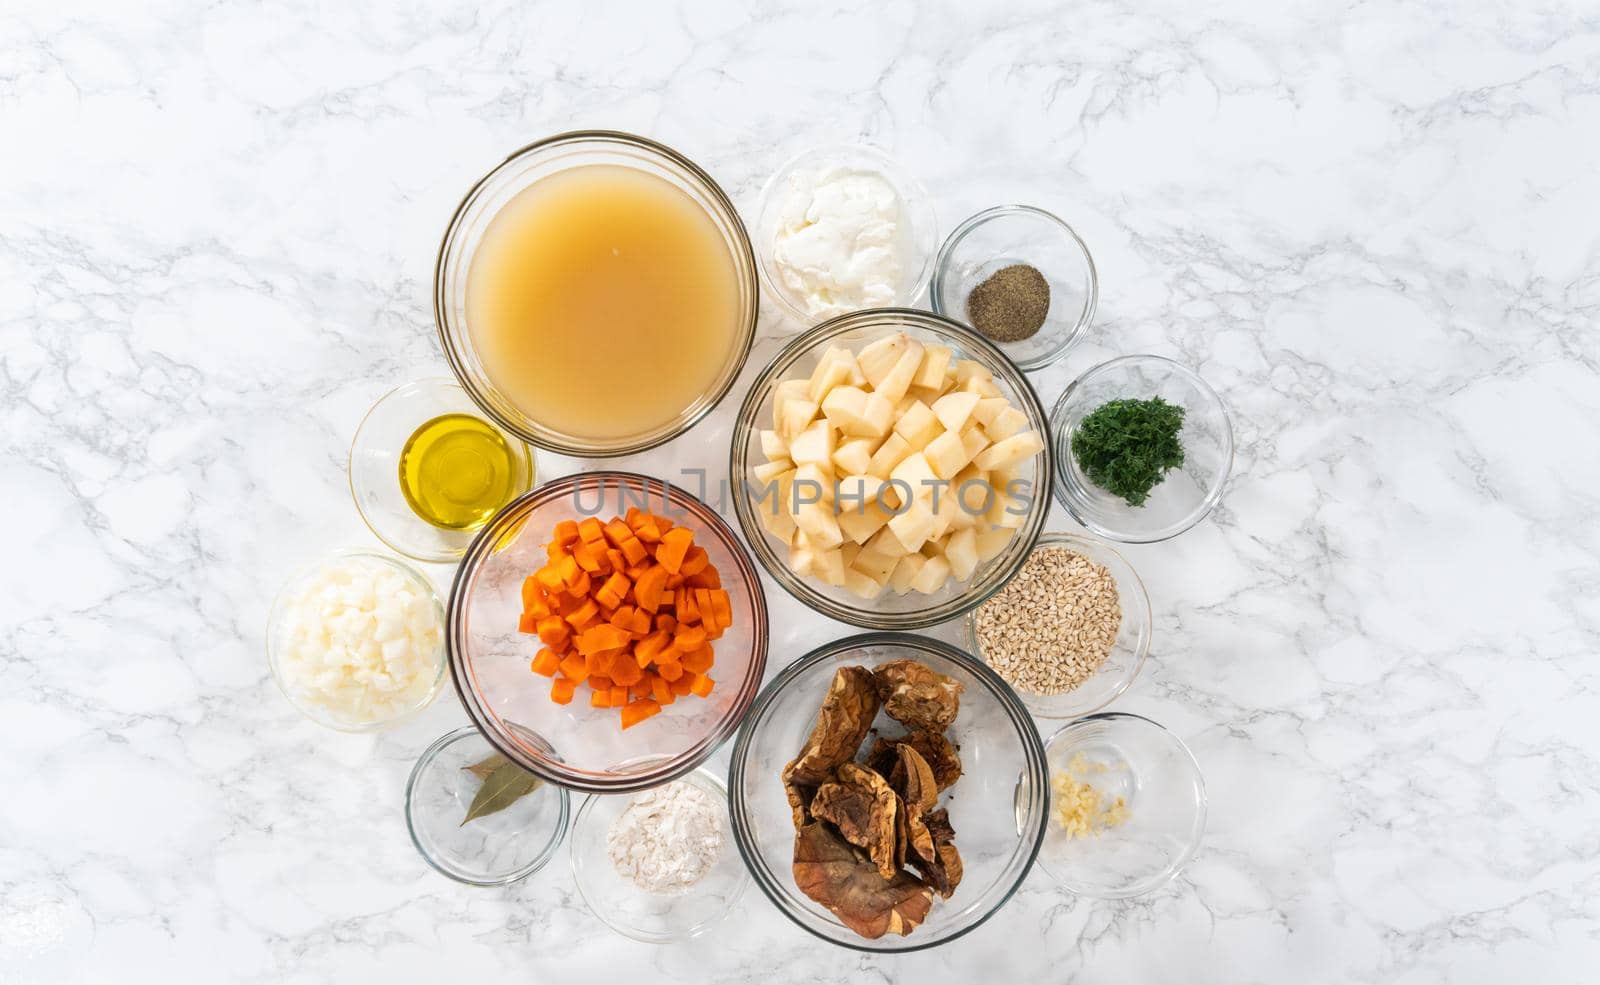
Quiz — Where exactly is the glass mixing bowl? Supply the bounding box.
[752,144,938,326]
[405,725,571,886]
[1050,355,1234,543]
[434,130,759,457]
[727,633,1049,953]
[964,531,1151,719]
[1036,713,1206,898]
[728,308,1053,630]
[447,472,769,794]
[568,762,749,943]
[931,205,1098,371]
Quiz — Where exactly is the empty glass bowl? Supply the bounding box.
[434,130,759,456]
[350,378,536,563]
[569,763,749,943]
[266,550,447,732]
[964,531,1151,719]
[447,471,770,794]
[931,205,1098,371]
[728,308,1053,630]
[753,145,938,326]
[405,725,571,886]
[1050,355,1234,543]
[727,633,1049,953]
[1036,713,1206,898]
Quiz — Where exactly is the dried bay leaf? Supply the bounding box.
[462,752,509,780]
[461,761,542,825]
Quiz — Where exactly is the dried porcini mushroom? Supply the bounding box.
[793,822,934,940]
[893,744,939,815]
[864,730,962,792]
[812,763,898,879]
[909,806,963,898]
[790,666,880,784]
[924,806,956,845]
[873,660,963,732]
[781,759,815,830]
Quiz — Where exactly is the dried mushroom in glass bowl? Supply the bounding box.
[728,633,1049,953]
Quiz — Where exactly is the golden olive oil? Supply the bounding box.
[397,414,524,529]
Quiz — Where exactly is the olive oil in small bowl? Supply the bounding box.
[351,380,536,562]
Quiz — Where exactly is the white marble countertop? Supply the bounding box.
[4,1,1598,982]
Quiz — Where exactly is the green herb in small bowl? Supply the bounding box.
[1070,397,1185,507]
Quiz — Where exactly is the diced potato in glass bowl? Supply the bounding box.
[729,308,1052,630]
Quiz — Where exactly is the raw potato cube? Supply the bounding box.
[961,375,1003,398]
[973,430,1044,471]
[851,545,900,583]
[906,384,946,408]
[971,397,1010,429]
[873,344,925,407]
[775,379,809,404]
[864,526,911,559]
[924,429,973,481]
[788,532,818,576]
[837,499,893,544]
[757,468,798,542]
[837,474,891,511]
[931,391,981,433]
[808,346,863,401]
[789,420,836,469]
[841,542,861,570]
[832,437,876,476]
[976,528,1015,561]
[945,528,979,580]
[953,360,991,386]
[889,554,928,594]
[912,345,953,390]
[794,499,844,549]
[758,429,788,461]
[792,463,835,505]
[822,386,893,438]
[866,433,912,479]
[909,554,952,594]
[751,459,793,484]
[858,334,914,388]
[987,492,1028,530]
[893,400,942,450]
[845,568,886,600]
[952,465,994,517]
[928,485,964,540]
[778,397,820,438]
[813,546,847,587]
[985,406,1029,440]
[960,426,990,463]
[887,497,937,553]
[890,452,938,502]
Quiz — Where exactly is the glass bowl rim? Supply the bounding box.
[432,128,760,458]
[929,204,1099,372]
[752,143,938,324]
[963,529,1152,719]
[266,548,448,733]
[1049,353,1235,544]
[403,724,573,887]
[568,761,749,943]
[727,306,1054,629]
[446,469,771,794]
[347,376,538,564]
[726,631,1051,954]
[1039,711,1208,898]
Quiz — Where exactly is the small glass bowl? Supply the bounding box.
[405,725,571,886]
[434,130,759,457]
[349,378,536,563]
[1036,713,1206,898]
[753,145,938,326]
[569,763,749,943]
[964,531,1150,719]
[1051,355,1234,543]
[727,633,1049,953]
[266,550,447,732]
[728,308,1053,630]
[931,206,1097,371]
[447,471,769,794]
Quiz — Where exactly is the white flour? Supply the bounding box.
[606,780,724,895]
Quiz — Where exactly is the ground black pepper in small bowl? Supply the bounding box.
[966,263,1050,343]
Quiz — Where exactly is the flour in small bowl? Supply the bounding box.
[606,780,724,895]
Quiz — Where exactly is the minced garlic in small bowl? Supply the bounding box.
[267,549,447,731]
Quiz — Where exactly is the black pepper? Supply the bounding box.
[965,264,1050,343]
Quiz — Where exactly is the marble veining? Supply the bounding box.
[2,0,1598,982]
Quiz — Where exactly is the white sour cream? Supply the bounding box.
[772,166,906,318]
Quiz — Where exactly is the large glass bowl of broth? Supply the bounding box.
[435,132,761,457]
